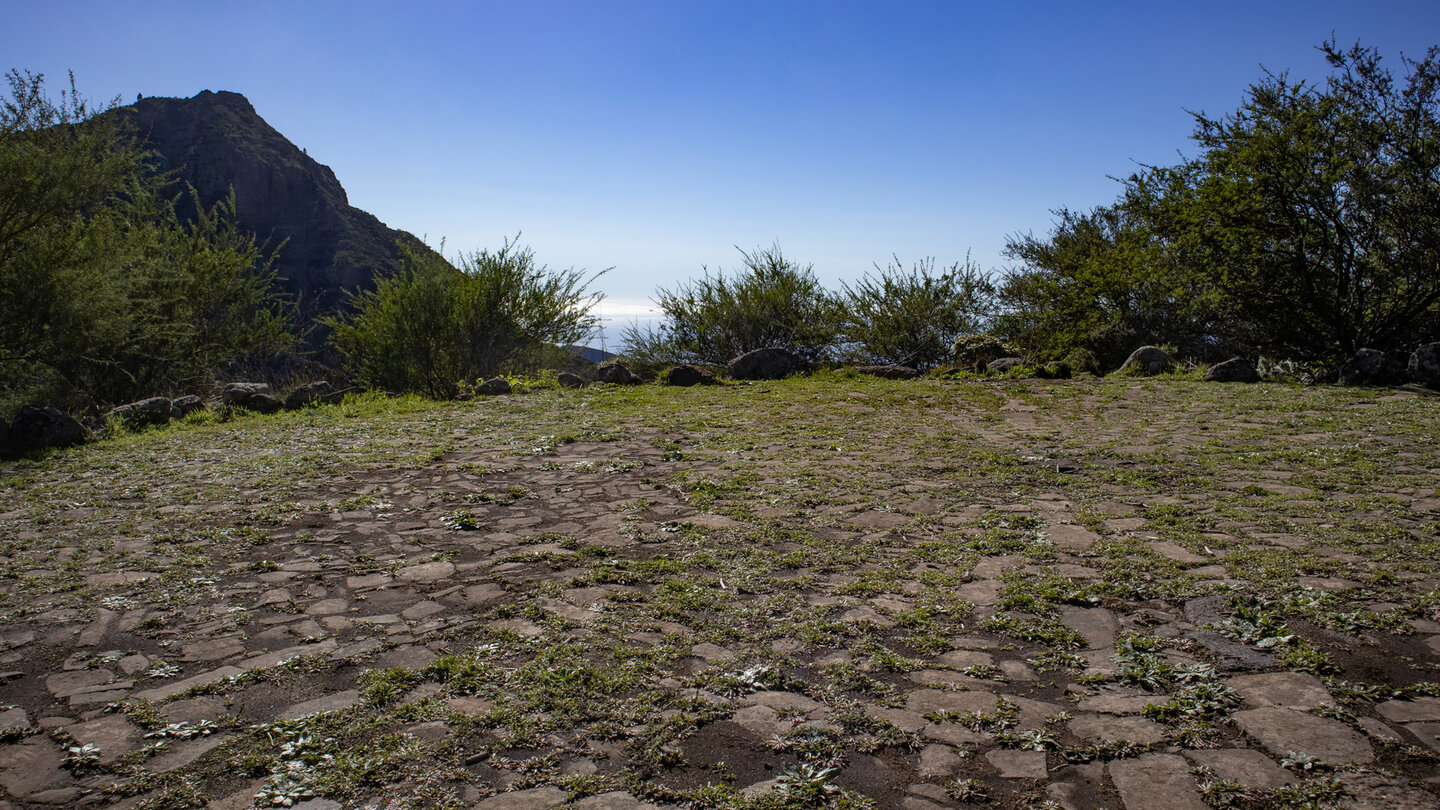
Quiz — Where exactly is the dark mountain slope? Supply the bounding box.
[114,90,433,323]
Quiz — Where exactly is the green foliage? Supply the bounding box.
[838,255,994,370]
[622,244,843,366]
[0,70,295,415]
[325,237,603,399]
[996,40,1440,365]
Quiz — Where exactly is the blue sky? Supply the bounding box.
[6,1,1440,344]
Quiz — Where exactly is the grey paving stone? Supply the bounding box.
[1183,748,1294,789]
[0,737,64,797]
[62,714,142,764]
[1068,713,1168,744]
[1228,671,1334,710]
[280,689,361,720]
[1376,696,1440,723]
[1233,707,1374,763]
[985,748,1047,778]
[1107,754,1208,810]
[471,786,568,809]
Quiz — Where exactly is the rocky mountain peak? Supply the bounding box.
[113,90,430,323]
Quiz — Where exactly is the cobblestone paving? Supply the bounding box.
[0,378,1437,808]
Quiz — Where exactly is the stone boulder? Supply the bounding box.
[557,372,586,389]
[1408,343,1440,388]
[2,406,87,456]
[220,382,282,413]
[284,381,341,409]
[727,347,807,380]
[1205,357,1259,383]
[169,395,205,419]
[854,365,920,380]
[106,397,173,427]
[474,377,511,395]
[1339,348,1405,386]
[1119,346,1175,375]
[663,365,714,387]
[595,362,641,385]
[987,357,1025,374]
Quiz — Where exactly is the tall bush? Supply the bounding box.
[326,238,603,398]
[840,256,994,370]
[624,244,842,365]
[0,70,295,415]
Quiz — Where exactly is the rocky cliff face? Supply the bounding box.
[116,90,428,322]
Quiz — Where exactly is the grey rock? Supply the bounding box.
[987,356,1025,373]
[1339,348,1405,386]
[595,362,641,385]
[474,377,511,396]
[557,372,586,389]
[1119,345,1175,375]
[284,381,340,409]
[1206,357,1259,383]
[1408,342,1440,388]
[106,396,172,427]
[2,406,87,457]
[727,347,807,380]
[220,382,282,413]
[662,364,713,386]
[855,364,920,380]
[169,394,205,419]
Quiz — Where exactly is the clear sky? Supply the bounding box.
[6,0,1439,344]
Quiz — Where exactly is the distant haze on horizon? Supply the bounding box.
[7,1,1440,347]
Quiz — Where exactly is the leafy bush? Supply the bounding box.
[325,238,602,399]
[623,244,842,365]
[839,256,994,370]
[997,40,1440,365]
[0,70,295,416]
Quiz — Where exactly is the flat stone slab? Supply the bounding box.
[1228,671,1333,710]
[473,787,567,809]
[62,714,142,764]
[1376,696,1440,724]
[396,560,455,583]
[280,689,361,719]
[1233,707,1374,763]
[1068,713,1167,744]
[905,688,996,715]
[0,737,63,797]
[1047,524,1100,550]
[1184,749,1294,789]
[1059,606,1119,649]
[743,691,826,714]
[985,748,1048,778]
[917,743,965,778]
[571,792,662,810]
[1107,754,1208,810]
[1068,685,1160,714]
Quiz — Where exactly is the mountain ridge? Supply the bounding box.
[112,90,433,325]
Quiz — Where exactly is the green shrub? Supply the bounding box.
[1062,347,1102,376]
[624,244,843,365]
[839,256,993,370]
[325,238,602,399]
[0,70,296,416]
